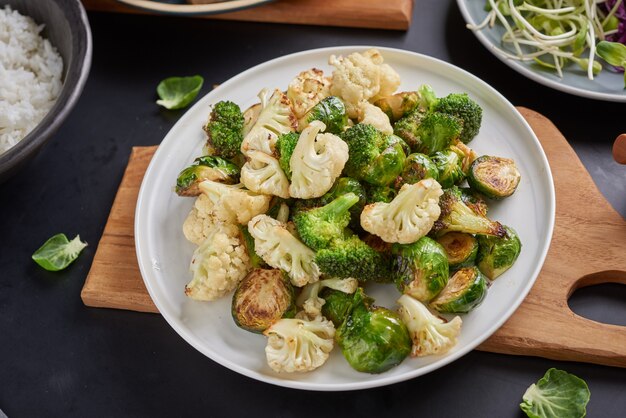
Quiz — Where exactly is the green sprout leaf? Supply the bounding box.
[32,233,87,271]
[596,41,626,67]
[520,368,590,418]
[156,75,204,110]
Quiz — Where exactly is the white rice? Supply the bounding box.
[0,5,63,154]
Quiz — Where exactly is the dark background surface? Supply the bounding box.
[1,1,625,416]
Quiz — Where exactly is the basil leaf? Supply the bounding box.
[520,368,590,418]
[156,75,204,110]
[32,233,87,271]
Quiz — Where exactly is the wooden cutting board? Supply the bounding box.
[81,0,413,31]
[81,107,626,368]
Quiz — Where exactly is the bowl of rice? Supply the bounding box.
[0,0,92,181]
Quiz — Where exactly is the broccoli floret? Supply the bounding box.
[319,177,367,230]
[204,101,244,159]
[315,235,390,281]
[275,132,299,180]
[341,124,406,187]
[394,110,462,155]
[434,93,483,144]
[293,193,359,250]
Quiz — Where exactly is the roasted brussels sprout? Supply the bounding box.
[476,226,522,279]
[393,108,426,152]
[392,237,449,302]
[467,156,521,200]
[365,184,397,204]
[336,289,411,373]
[232,268,296,333]
[436,232,479,270]
[458,187,488,217]
[395,153,438,188]
[298,96,348,134]
[431,147,465,188]
[175,156,240,196]
[430,266,488,313]
[374,91,420,122]
[433,186,506,238]
[320,287,373,327]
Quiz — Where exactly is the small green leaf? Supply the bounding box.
[520,368,590,418]
[32,233,87,271]
[596,41,626,67]
[156,75,204,110]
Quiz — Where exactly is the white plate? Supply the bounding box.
[135,46,555,391]
[457,0,626,102]
[115,0,273,15]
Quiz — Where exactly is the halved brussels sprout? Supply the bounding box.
[321,288,371,327]
[467,156,521,200]
[436,232,479,270]
[392,236,449,302]
[396,153,438,187]
[175,156,240,196]
[374,91,420,122]
[231,268,296,333]
[430,266,488,313]
[458,187,488,217]
[335,288,411,373]
[298,96,348,134]
[431,148,465,188]
[476,226,522,279]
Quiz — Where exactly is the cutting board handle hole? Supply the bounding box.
[568,272,626,327]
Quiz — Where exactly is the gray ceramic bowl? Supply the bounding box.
[0,0,92,182]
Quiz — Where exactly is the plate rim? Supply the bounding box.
[135,45,556,391]
[456,0,626,103]
[115,0,274,15]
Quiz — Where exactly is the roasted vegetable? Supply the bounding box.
[232,268,296,333]
[430,266,488,313]
[320,288,371,327]
[289,121,349,199]
[336,289,411,373]
[432,186,506,238]
[288,68,331,120]
[433,93,483,144]
[240,150,291,198]
[458,187,488,217]
[341,123,406,187]
[435,232,479,270]
[395,153,438,188]
[365,184,397,204]
[467,155,521,200]
[275,131,299,180]
[239,225,267,269]
[360,179,443,244]
[293,192,359,250]
[204,100,245,159]
[375,91,420,122]
[176,156,240,196]
[392,236,449,302]
[264,315,335,373]
[297,277,358,319]
[314,235,390,281]
[431,147,465,188]
[298,96,348,134]
[319,177,367,230]
[397,294,462,357]
[476,226,522,279]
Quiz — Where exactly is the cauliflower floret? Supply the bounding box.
[199,180,271,225]
[289,121,349,199]
[241,150,290,198]
[397,294,462,357]
[248,214,320,287]
[185,222,250,301]
[182,194,220,245]
[264,315,335,372]
[287,68,331,119]
[296,278,358,318]
[358,101,393,135]
[361,178,443,244]
[328,49,401,118]
[241,88,297,156]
